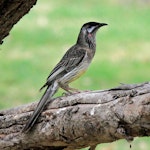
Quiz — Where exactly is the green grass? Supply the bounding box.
[0,0,150,149]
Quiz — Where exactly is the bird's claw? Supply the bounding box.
[62,92,72,96]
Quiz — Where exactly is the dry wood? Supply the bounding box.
[0,0,37,44]
[0,82,150,150]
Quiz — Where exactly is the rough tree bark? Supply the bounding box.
[0,82,150,150]
[0,0,37,44]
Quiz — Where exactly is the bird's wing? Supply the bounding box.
[47,46,86,81]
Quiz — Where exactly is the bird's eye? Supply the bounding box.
[87,26,95,33]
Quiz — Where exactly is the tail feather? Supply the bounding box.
[39,83,47,91]
[22,82,58,133]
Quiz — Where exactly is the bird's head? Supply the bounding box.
[77,22,107,48]
[82,22,107,35]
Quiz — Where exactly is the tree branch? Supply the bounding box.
[0,0,37,44]
[0,82,150,150]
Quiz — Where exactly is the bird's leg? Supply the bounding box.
[58,82,81,95]
[66,86,82,93]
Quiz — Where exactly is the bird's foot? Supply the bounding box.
[62,92,72,96]
[62,88,85,96]
[82,90,91,93]
[62,90,81,97]
[62,90,91,97]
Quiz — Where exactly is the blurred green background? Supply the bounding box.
[0,0,150,149]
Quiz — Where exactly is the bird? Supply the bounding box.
[22,22,107,133]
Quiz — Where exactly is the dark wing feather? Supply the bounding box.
[48,46,86,78]
[40,45,86,90]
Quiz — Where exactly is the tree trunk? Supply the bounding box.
[0,82,150,150]
[0,0,37,44]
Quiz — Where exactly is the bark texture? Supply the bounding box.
[0,0,37,44]
[0,82,150,150]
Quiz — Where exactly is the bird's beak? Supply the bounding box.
[87,22,108,33]
[92,23,107,33]
[99,23,108,27]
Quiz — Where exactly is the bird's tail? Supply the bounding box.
[22,81,59,133]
